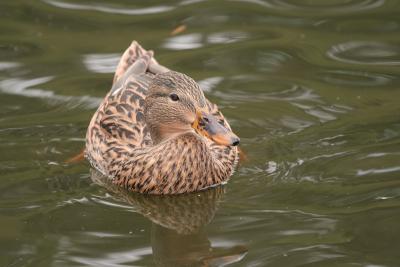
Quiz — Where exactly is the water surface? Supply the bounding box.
[1,0,400,266]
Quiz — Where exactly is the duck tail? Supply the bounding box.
[113,41,147,84]
[65,148,85,164]
[112,41,169,86]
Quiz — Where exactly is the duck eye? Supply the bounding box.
[169,93,179,101]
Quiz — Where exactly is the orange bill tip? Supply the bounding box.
[192,110,240,147]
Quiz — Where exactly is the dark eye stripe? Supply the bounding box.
[152,92,168,98]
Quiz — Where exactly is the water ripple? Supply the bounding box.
[0,62,20,71]
[257,51,292,72]
[198,76,224,92]
[214,82,322,103]
[163,31,248,50]
[327,41,400,66]
[83,53,120,74]
[318,18,400,33]
[361,152,400,159]
[0,76,101,109]
[43,0,174,15]
[207,31,248,44]
[357,166,400,176]
[163,33,203,50]
[68,247,152,266]
[231,0,386,14]
[279,116,314,133]
[317,70,394,87]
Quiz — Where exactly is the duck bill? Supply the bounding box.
[192,110,240,146]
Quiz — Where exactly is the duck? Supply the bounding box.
[85,41,240,194]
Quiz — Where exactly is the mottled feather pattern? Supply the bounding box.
[85,41,239,194]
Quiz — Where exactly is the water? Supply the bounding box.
[1,0,400,266]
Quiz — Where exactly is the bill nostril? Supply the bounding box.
[231,138,240,146]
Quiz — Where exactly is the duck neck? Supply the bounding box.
[149,124,194,145]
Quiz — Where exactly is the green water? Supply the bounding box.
[1,0,400,266]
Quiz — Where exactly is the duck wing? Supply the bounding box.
[95,42,169,149]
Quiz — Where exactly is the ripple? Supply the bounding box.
[43,0,174,15]
[231,0,385,14]
[263,158,309,182]
[0,62,20,71]
[266,161,278,174]
[180,0,208,5]
[257,51,292,72]
[0,77,101,109]
[232,0,385,15]
[198,76,224,92]
[327,41,400,66]
[269,0,385,11]
[90,196,136,211]
[361,152,400,159]
[68,247,152,266]
[290,102,352,123]
[319,18,400,33]
[287,245,345,263]
[163,31,248,50]
[214,81,322,103]
[207,31,248,44]
[279,116,314,133]
[357,166,400,176]
[60,197,90,206]
[163,33,203,50]
[84,231,126,238]
[83,53,119,74]
[317,70,394,87]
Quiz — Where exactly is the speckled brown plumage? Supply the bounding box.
[85,41,239,194]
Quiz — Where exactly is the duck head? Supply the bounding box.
[144,71,239,146]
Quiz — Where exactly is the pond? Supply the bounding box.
[1,0,400,266]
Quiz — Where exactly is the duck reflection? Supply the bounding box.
[90,169,247,266]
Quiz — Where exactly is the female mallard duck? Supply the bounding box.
[85,41,239,194]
